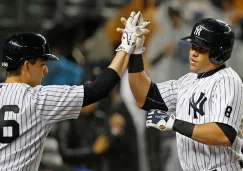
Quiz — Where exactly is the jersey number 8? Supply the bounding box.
[225,106,232,118]
[0,105,20,143]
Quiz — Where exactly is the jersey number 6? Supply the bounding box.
[0,105,20,143]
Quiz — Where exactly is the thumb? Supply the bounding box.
[116,28,124,33]
[136,29,150,37]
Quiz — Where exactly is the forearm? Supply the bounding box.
[83,68,120,107]
[108,51,130,77]
[173,120,231,146]
[129,72,151,107]
[192,122,231,146]
[82,50,131,107]
[128,54,151,107]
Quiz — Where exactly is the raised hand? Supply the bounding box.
[116,11,150,54]
[117,12,150,54]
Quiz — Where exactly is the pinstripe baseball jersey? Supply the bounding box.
[0,83,84,171]
[156,66,243,171]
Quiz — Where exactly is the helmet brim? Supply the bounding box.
[43,54,59,61]
[181,36,211,49]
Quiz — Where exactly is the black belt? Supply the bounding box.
[212,160,243,171]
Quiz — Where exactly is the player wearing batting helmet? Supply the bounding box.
[0,11,150,171]
[2,33,59,69]
[128,16,243,171]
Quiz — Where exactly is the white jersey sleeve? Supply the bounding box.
[211,76,243,131]
[33,85,84,125]
[156,80,178,111]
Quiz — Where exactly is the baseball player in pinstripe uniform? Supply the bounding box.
[128,17,243,171]
[0,11,149,171]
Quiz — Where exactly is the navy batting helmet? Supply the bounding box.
[1,32,59,69]
[181,18,235,65]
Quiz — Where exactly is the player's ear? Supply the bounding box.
[23,60,31,73]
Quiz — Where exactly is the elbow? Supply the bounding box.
[215,122,236,147]
[224,143,232,147]
[136,101,144,108]
[223,138,232,147]
[218,136,232,147]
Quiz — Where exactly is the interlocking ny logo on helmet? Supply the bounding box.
[194,25,203,36]
[181,18,235,65]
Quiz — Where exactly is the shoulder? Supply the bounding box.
[33,85,84,95]
[178,73,197,84]
[215,67,242,83]
[212,68,242,89]
[0,83,32,92]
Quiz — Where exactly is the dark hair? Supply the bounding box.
[7,58,38,76]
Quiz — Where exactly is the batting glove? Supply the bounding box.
[116,11,150,54]
[146,109,176,131]
[132,13,149,54]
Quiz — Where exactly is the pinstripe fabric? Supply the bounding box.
[156,67,243,171]
[0,83,84,171]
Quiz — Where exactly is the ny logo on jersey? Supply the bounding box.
[194,25,203,36]
[188,92,207,119]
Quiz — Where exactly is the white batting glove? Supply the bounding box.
[146,109,176,131]
[133,13,149,54]
[118,13,150,54]
[116,11,150,54]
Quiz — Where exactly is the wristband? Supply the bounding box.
[173,119,195,138]
[128,54,144,73]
